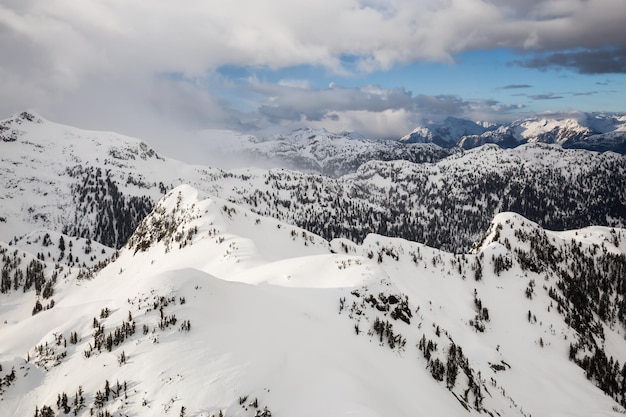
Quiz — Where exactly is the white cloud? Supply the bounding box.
[252,82,414,123]
[0,0,624,140]
[307,109,417,138]
[4,0,625,77]
[237,80,526,137]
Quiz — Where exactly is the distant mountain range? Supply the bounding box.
[206,126,455,177]
[192,112,626,176]
[400,113,626,153]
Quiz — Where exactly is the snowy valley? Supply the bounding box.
[1,112,626,416]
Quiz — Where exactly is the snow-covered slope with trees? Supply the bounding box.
[1,185,626,416]
[2,112,625,256]
[0,111,241,249]
[2,111,626,416]
[226,144,626,252]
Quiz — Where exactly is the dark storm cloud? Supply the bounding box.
[516,47,626,74]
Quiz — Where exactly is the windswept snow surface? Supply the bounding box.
[1,186,625,416]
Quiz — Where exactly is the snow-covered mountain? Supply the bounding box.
[189,114,626,175]
[2,111,625,255]
[1,185,626,416]
[2,111,626,415]
[205,126,454,177]
[402,113,626,153]
[401,116,495,146]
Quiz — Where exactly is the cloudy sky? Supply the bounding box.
[1,0,625,147]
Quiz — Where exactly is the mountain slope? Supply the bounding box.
[221,143,626,252]
[1,185,625,416]
[2,112,626,256]
[0,111,239,249]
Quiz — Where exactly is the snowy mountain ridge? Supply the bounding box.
[182,113,626,175]
[2,111,625,256]
[2,184,626,416]
[2,111,626,415]
[206,125,454,176]
[400,116,495,146]
[402,112,626,153]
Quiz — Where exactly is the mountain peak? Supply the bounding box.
[15,110,44,124]
[400,117,491,146]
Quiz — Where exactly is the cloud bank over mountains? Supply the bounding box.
[1,0,625,141]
